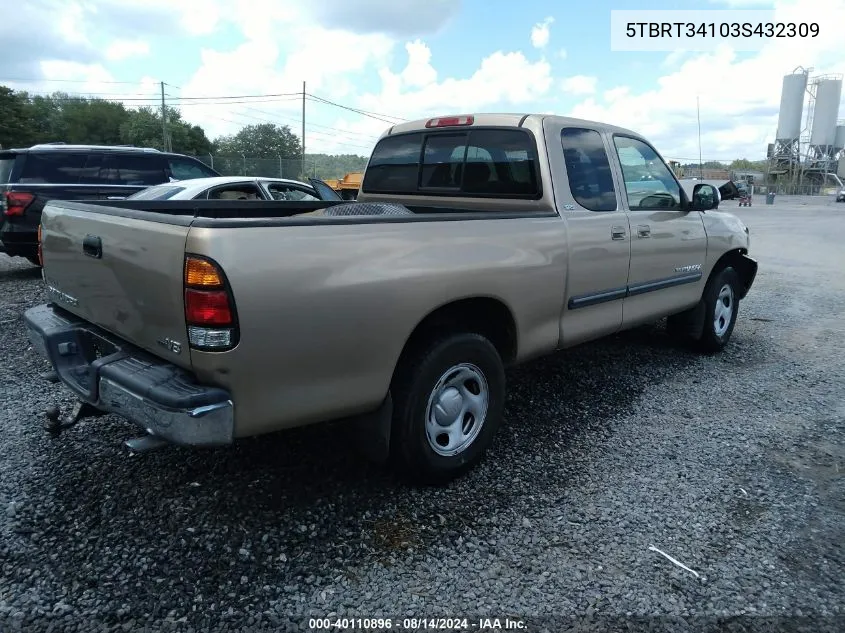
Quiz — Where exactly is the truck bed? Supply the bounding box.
[37,198,566,438]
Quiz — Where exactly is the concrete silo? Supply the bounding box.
[809,77,843,152]
[776,70,808,142]
[769,69,809,181]
[834,124,845,151]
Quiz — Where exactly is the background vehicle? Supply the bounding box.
[127,176,342,202]
[0,143,220,264]
[323,172,363,200]
[836,188,845,202]
[25,113,757,485]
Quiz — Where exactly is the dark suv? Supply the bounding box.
[0,143,220,264]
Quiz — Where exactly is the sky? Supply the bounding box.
[1,0,844,162]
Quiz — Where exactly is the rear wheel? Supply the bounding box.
[389,332,506,485]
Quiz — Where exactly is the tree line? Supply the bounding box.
[0,86,369,177]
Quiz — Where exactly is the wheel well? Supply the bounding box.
[398,297,518,366]
[710,248,756,299]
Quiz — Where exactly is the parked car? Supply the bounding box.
[126,176,342,202]
[836,188,845,202]
[25,113,757,485]
[0,143,220,264]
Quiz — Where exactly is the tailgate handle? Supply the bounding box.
[83,234,102,259]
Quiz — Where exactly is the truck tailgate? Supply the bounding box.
[39,202,192,369]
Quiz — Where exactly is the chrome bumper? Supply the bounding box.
[24,303,234,447]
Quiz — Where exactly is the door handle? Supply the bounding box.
[106,196,125,200]
[637,225,651,238]
[611,226,627,240]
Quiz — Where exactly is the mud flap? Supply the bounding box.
[349,392,393,464]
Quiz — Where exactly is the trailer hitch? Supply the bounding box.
[44,401,104,437]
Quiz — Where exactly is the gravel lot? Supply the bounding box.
[0,195,843,632]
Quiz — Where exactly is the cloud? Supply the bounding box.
[106,40,151,61]
[557,48,568,61]
[561,75,598,95]
[0,1,99,79]
[530,16,554,49]
[568,0,845,160]
[358,42,554,118]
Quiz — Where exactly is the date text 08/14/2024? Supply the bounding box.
[308,617,527,630]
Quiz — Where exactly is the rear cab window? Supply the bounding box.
[362,127,540,198]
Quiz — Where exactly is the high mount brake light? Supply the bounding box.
[425,115,475,128]
[183,255,238,350]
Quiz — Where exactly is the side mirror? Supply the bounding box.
[691,183,720,211]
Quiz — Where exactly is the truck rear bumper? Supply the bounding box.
[23,303,234,447]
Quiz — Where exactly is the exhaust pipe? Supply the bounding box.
[124,435,169,454]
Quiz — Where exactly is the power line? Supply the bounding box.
[306,93,407,124]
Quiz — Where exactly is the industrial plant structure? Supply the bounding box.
[767,67,845,193]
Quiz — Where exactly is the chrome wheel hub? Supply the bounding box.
[425,363,489,457]
[714,283,734,337]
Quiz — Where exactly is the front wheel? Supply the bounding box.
[695,266,742,353]
[389,333,506,485]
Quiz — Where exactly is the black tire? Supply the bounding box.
[389,332,506,486]
[694,266,742,353]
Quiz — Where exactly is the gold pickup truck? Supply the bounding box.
[24,113,757,485]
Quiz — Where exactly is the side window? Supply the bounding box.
[613,136,681,210]
[560,128,617,212]
[168,156,217,180]
[266,183,318,201]
[18,152,89,184]
[78,154,105,185]
[107,154,168,186]
[206,184,262,200]
[420,134,466,189]
[361,133,423,193]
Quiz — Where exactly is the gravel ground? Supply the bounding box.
[0,196,843,632]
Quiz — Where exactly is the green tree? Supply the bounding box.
[214,123,302,158]
[0,86,30,148]
[730,158,754,170]
[120,106,213,155]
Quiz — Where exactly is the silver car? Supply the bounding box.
[126,176,342,202]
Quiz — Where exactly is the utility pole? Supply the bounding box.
[697,95,703,179]
[160,81,168,152]
[301,81,306,179]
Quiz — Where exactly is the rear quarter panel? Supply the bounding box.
[187,217,568,437]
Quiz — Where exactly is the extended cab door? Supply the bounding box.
[610,135,708,327]
[545,122,632,347]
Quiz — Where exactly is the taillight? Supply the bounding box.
[37,224,43,266]
[4,192,35,216]
[425,115,474,128]
[183,255,238,350]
